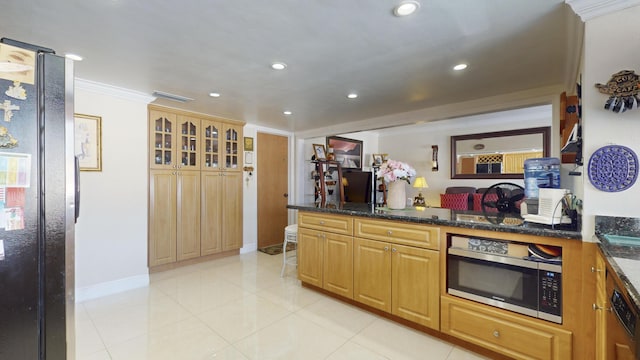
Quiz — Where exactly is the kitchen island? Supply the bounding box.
[288,202,585,360]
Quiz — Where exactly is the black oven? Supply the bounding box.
[447,246,562,323]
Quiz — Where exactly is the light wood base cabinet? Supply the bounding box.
[441,296,572,360]
[297,213,354,299]
[353,237,439,329]
[149,170,201,267]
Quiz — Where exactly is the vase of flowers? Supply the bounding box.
[377,159,416,209]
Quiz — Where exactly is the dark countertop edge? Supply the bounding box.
[597,235,640,314]
[288,204,582,240]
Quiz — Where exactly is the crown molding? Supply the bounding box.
[565,0,640,21]
[75,78,156,104]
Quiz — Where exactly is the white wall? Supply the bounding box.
[74,79,154,302]
[581,4,640,238]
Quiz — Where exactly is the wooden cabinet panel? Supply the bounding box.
[298,227,324,287]
[353,238,392,312]
[176,116,201,170]
[354,218,439,250]
[201,172,223,255]
[222,171,243,250]
[323,233,353,298]
[149,170,177,266]
[392,244,439,328]
[441,296,572,360]
[149,110,178,170]
[176,171,201,261]
[299,212,353,235]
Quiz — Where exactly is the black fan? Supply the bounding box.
[480,182,525,224]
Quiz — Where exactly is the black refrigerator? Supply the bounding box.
[0,39,76,359]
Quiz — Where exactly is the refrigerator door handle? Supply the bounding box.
[74,156,80,223]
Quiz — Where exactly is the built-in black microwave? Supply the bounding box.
[447,243,562,323]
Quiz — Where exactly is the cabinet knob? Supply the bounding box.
[591,266,602,273]
[387,230,392,236]
[384,246,389,251]
[319,221,325,225]
[392,248,397,252]
[493,330,500,338]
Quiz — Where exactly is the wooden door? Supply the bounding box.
[176,170,201,261]
[391,244,439,329]
[323,233,353,299]
[201,171,223,255]
[222,171,243,250]
[257,132,289,248]
[149,170,177,266]
[298,227,323,287]
[353,238,391,312]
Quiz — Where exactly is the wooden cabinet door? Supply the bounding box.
[201,120,222,170]
[323,232,353,299]
[298,228,323,287]
[201,171,223,255]
[149,170,177,266]
[354,238,391,312]
[149,110,178,170]
[176,116,201,171]
[222,171,243,250]
[223,123,242,172]
[391,244,439,329]
[176,170,201,261]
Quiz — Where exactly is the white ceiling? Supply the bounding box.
[1,0,581,133]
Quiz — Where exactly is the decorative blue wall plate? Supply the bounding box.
[588,145,638,192]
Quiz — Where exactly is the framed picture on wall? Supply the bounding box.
[327,136,362,170]
[74,113,102,171]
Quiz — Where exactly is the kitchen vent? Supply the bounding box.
[152,90,193,103]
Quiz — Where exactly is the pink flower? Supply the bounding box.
[377,159,416,184]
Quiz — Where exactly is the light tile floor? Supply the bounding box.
[76,251,489,360]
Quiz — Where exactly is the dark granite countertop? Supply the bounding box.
[288,202,582,240]
[595,216,640,313]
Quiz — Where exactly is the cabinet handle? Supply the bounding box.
[387,230,392,236]
[592,303,611,312]
[591,266,602,273]
[392,248,397,252]
[319,220,325,225]
[493,330,500,338]
[384,246,389,251]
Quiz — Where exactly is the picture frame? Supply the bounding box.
[74,113,102,171]
[381,153,389,162]
[244,136,254,151]
[327,136,363,170]
[313,144,327,160]
[372,154,384,166]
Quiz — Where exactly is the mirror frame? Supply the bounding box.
[450,126,551,179]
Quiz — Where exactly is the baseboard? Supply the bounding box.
[75,274,149,303]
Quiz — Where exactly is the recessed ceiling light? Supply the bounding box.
[209,92,221,97]
[65,53,83,61]
[453,63,468,71]
[283,110,292,115]
[271,62,287,70]
[347,93,358,99]
[393,1,420,17]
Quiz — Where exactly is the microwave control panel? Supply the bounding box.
[539,270,562,316]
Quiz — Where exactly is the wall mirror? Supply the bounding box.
[451,126,550,179]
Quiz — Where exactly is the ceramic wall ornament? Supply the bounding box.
[595,70,640,113]
[0,125,18,148]
[0,99,19,122]
[588,145,638,192]
[5,81,26,100]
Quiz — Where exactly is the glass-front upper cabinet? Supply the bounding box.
[150,109,177,169]
[225,126,240,170]
[177,116,200,170]
[202,120,220,170]
[201,120,242,171]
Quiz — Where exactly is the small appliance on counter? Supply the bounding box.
[521,188,572,225]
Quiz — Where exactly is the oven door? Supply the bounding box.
[448,247,539,318]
